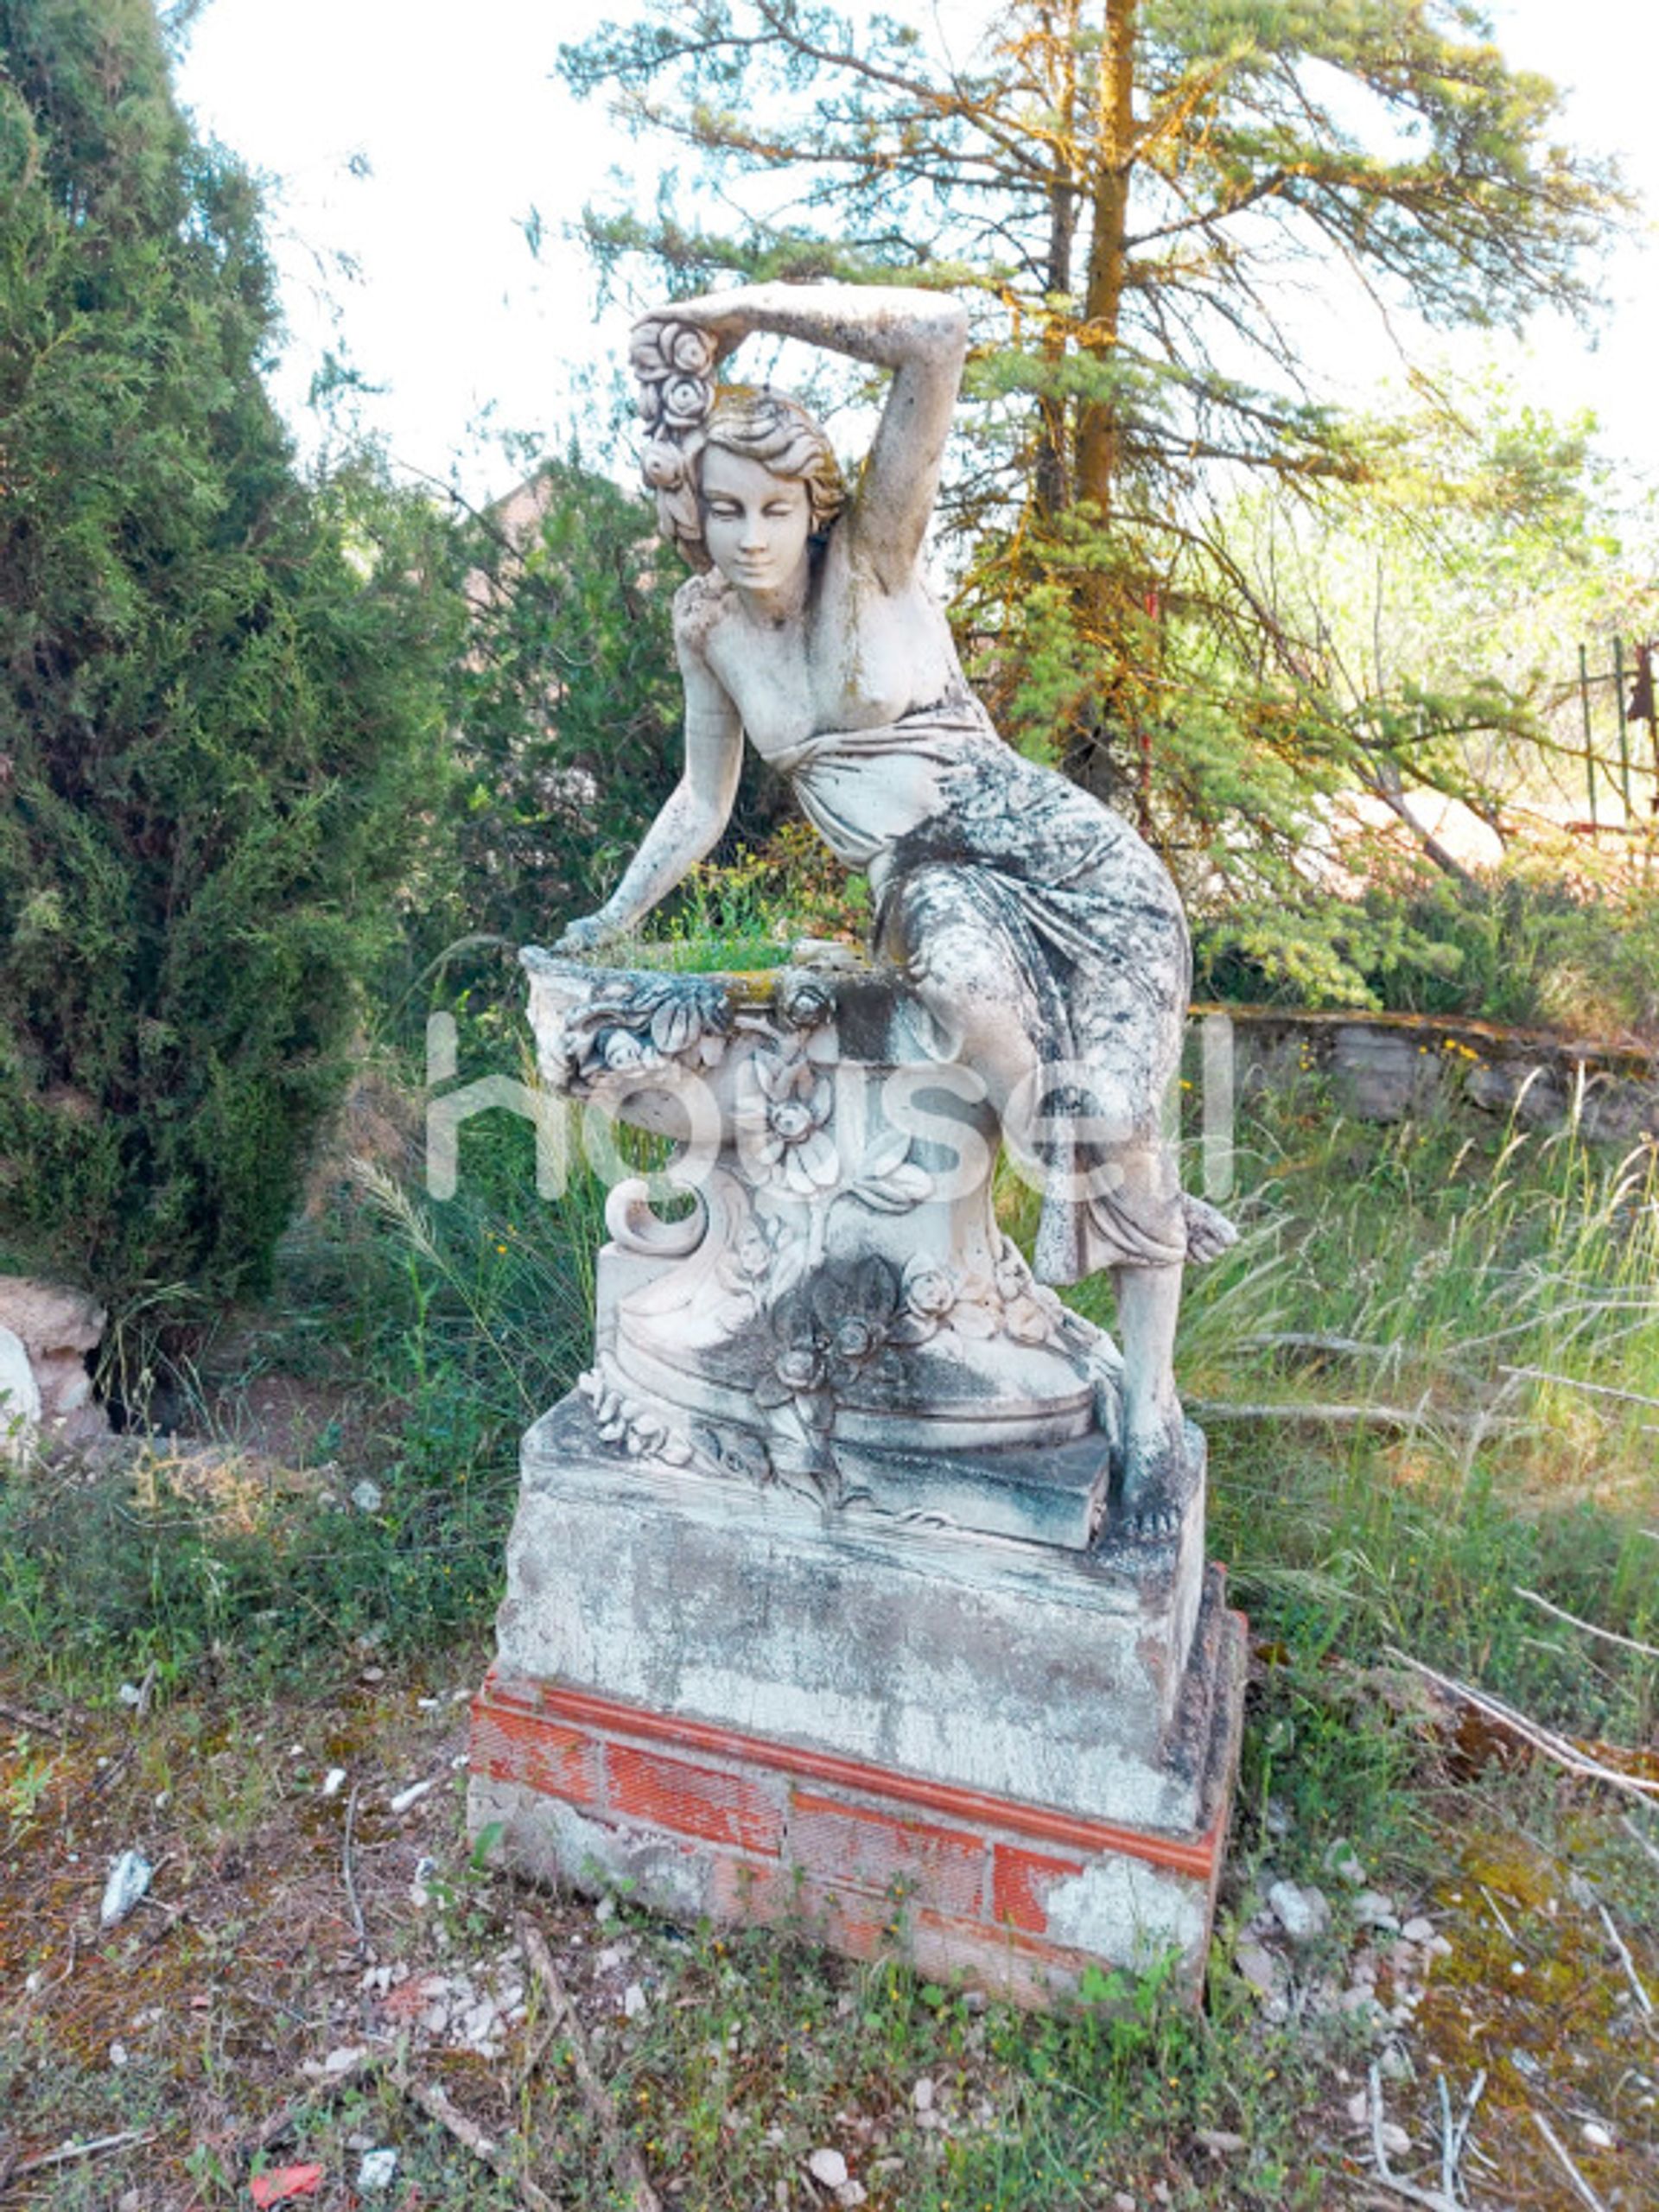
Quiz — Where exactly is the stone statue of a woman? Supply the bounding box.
[552,283,1231,1531]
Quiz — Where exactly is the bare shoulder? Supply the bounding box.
[673,570,734,658]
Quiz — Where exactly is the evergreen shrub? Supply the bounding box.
[0,0,460,1325]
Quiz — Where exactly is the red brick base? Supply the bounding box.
[470,1624,1245,2009]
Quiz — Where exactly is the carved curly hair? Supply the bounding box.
[700,391,845,530]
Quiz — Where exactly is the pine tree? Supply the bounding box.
[560,1,1630,868]
[0,0,461,1330]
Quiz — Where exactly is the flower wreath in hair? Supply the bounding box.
[632,315,720,564]
[632,315,845,573]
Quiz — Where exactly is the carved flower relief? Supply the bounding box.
[734,1049,838,1198]
[754,1259,903,1430]
[661,375,714,428]
[713,1210,808,1321]
[561,975,731,1086]
[992,1235,1070,1345]
[632,324,717,412]
[641,440,684,492]
[631,320,717,382]
[883,1237,1070,1349]
[578,1368,694,1466]
[774,972,837,1033]
[632,319,718,550]
[580,1364,775,1488]
[883,1254,966,1347]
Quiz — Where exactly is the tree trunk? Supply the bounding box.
[1074,0,1136,524]
[1065,0,1140,801]
[1033,1,1080,524]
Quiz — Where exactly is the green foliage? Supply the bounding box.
[0,0,461,1325]
[0,1036,607,1681]
[1214,377,1659,843]
[438,458,684,956]
[1196,868,1659,1027]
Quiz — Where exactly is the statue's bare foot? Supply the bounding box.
[1114,1417,1190,1543]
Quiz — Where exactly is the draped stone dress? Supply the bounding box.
[765,690,1198,1286]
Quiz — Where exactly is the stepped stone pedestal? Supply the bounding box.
[467,957,1246,2005]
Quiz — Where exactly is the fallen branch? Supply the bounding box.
[1620,1813,1659,1872]
[1450,2069,1487,2183]
[1530,2109,1609,2212]
[1236,1332,1394,1360]
[1186,1399,1433,1432]
[0,1698,66,1740]
[1515,1588,1659,1662]
[1500,1363,1659,1413]
[518,1914,662,2212]
[1385,1649,1659,1803]
[1187,1398,1520,1437]
[1436,2072,1457,2209]
[8,2129,156,2177]
[1596,1901,1653,2017]
[88,1740,136,1799]
[392,2069,562,2212]
[342,1783,367,1958]
[1366,2062,1459,2212]
[1478,1885,1516,1944]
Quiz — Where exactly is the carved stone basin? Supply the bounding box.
[524,947,1125,1548]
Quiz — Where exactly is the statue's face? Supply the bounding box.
[700,447,813,595]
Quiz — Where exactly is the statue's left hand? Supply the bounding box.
[632,289,757,365]
[550,912,620,959]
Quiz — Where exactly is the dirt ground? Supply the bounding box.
[3,1639,1657,2212]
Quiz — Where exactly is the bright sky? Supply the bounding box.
[175,0,1659,504]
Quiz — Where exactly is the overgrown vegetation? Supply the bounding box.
[4,997,1655,1715]
[3,1019,1656,2202]
[0,0,461,1324]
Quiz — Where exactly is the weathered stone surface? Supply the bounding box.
[0,1274,104,1357]
[526,955,1128,1550]
[1225,1005,1659,1141]
[0,1325,41,1461]
[469,1580,1246,2005]
[497,1397,1217,1832]
[0,1275,105,1435]
[1328,1027,1439,1124]
[1267,1878,1331,1945]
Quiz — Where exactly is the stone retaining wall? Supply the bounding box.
[1202,1005,1659,1140]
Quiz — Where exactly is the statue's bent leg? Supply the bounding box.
[1109,1258,1186,1539]
[891,871,1049,1128]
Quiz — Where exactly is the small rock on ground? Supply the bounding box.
[1267,1879,1330,1943]
[1234,1938,1281,1997]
